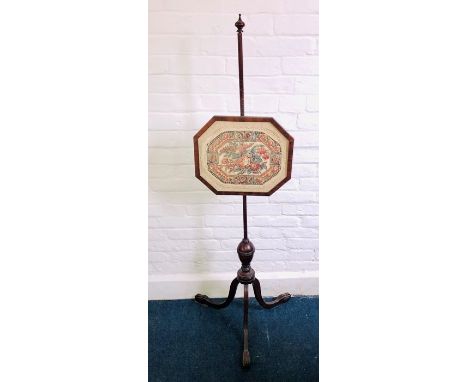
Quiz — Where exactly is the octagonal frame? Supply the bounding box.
[194,115,294,196]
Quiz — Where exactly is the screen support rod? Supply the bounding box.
[236,14,245,117]
[236,14,248,240]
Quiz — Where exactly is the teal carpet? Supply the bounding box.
[148,296,319,381]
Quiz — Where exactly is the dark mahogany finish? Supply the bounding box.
[236,14,245,116]
[194,14,292,369]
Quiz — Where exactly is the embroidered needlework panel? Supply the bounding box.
[197,120,291,194]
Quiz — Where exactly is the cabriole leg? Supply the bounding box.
[195,278,240,309]
[252,278,291,309]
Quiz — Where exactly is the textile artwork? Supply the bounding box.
[194,118,293,195]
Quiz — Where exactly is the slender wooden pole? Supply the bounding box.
[237,15,248,240]
[236,14,245,117]
[236,14,251,368]
[243,195,247,239]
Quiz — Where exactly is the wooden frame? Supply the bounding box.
[194,115,294,196]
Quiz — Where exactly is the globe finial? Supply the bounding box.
[235,14,245,32]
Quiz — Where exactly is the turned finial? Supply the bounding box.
[235,14,245,32]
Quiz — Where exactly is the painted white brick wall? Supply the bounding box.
[149,0,318,299]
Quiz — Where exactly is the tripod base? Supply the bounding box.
[194,276,291,368]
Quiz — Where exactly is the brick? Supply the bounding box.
[194,94,226,109]
[248,216,270,227]
[150,216,203,228]
[156,0,220,12]
[149,13,230,35]
[222,237,287,252]
[244,36,317,56]
[148,0,165,11]
[148,165,175,178]
[255,260,318,273]
[149,13,273,36]
[256,227,284,239]
[287,238,319,250]
[250,250,285,261]
[148,112,184,131]
[300,178,319,191]
[270,191,316,203]
[279,179,299,191]
[246,76,295,94]
[205,216,243,228]
[148,228,166,241]
[283,56,318,75]
[279,95,308,112]
[148,112,217,131]
[149,251,211,263]
[200,36,237,56]
[149,75,189,93]
[281,228,319,239]
[193,76,238,94]
[244,196,269,204]
[251,238,287,250]
[149,261,245,274]
[149,164,194,179]
[148,131,193,147]
[293,147,319,163]
[185,204,237,216]
[295,76,319,94]
[307,95,319,112]
[226,94,252,112]
[301,216,319,228]
[148,94,226,112]
[243,14,275,35]
[260,113,297,130]
[211,228,244,239]
[284,0,319,13]
[297,113,319,129]
[211,195,243,203]
[150,191,215,205]
[287,251,319,262]
[291,131,319,147]
[160,0,284,13]
[149,75,237,94]
[268,216,301,227]
[149,178,205,192]
[282,204,319,216]
[168,56,225,75]
[158,1,283,15]
[274,15,319,35]
[166,228,213,240]
[220,239,244,250]
[223,1,284,14]
[245,204,282,216]
[149,239,220,252]
[293,164,319,178]
[250,95,279,112]
[148,148,193,164]
[149,36,201,55]
[149,55,168,74]
[148,204,186,217]
[226,57,281,76]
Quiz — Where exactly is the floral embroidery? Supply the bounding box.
[206,130,282,185]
